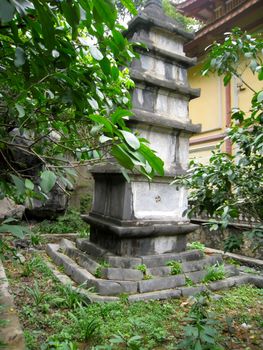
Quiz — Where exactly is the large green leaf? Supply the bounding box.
[93,0,117,29]
[33,0,55,51]
[40,170,57,194]
[120,130,140,150]
[139,144,164,176]
[111,144,134,170]
[0,0,15,23]
[90,46,104,61]
[119,0,137,15]
[0,224,30,238]
[11,175,25,195]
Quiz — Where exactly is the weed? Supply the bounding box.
[136,264,152,279]
[41,339,78,350]
[108,332,143,350]
[26,281,47,306]
[203,263,225,283]
[58,284,88,309]
[224,258,240,267]
[185,277,194,286]
[187,241,205,253]
[29,232,44,246]
[224,234,243,252]
[94,261,110,278]
[34,209,89,235]
[135,264,147,274]
[166,260,182,275]
[69,308,99,341]
[177,291,223,350]
[21,257,43,277]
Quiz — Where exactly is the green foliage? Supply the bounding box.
[202,264,225,283]
[94,261,110,278]
[26,281,47,306]
[79,193,93,214]
[166,260,182,275]
[223,234,243,253]
[69,309,99,341]
[187,241,205,253]
[0,0,164,247]
[173,29,263,250]
[34,209,89,234]
[177,292,223,350]
[162,0,202,32]
[135,263,152,279]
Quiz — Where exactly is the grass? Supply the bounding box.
[32,209,90,235]
[2,252,263,350]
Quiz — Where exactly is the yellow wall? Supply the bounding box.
[188,57,262,163]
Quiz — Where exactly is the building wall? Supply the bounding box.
[188,57,262,163]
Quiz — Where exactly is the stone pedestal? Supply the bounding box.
[84,0,200,257]
[47,2,262,300]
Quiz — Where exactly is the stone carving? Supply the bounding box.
[84,0,200,256]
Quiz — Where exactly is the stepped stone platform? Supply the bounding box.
[46,238,263,301]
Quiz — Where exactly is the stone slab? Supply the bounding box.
[101,267,143,281]
[46,244,95,284]
[105,256,142,268]
[205,248,263,269]
[76,239,110,258]
[185,270,207,283]
[88,279,138,296]
[247,275,263,288]
[59,238,75,251]
[182,255,223,273]
[65,247,100,275]
[138,275,185,293]
[128,289,181,301]
[141,250,203,267]
[181,285,207,297]
[0,259,26,350]
[207,275,250,291]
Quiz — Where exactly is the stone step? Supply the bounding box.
[141,249,204,267]
[148,255,223,277]
[76,238,111,259]
[47,243,138,295]
[65,247,100,275]
[100,267,144,281]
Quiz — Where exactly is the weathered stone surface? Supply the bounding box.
[148,266,171,277]
[182,255,223,273]
[65,247,100,275]
[106,256,142,268]
[60,238,75,251]
[101,267,143,281]
[46,244,95,284]
[207,275,250,291]
[0,260,26,350]
[0,198,25,221]
[128,289,181,301]
[76,238,110,258]
[141,250,203,267]
[185,270,207,283]
[247,275,263,288]
[181,285,207,297]
[88,279,138,296]
[138,275,185,293]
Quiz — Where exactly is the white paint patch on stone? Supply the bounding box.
[136,89,144,106]
[135,126,176,173]
[155,91,188,121]
[149,28,185,56]
[178,135,189,170]
[131,182,188,220]
[153,236,178,254]
[140,55,155,72]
